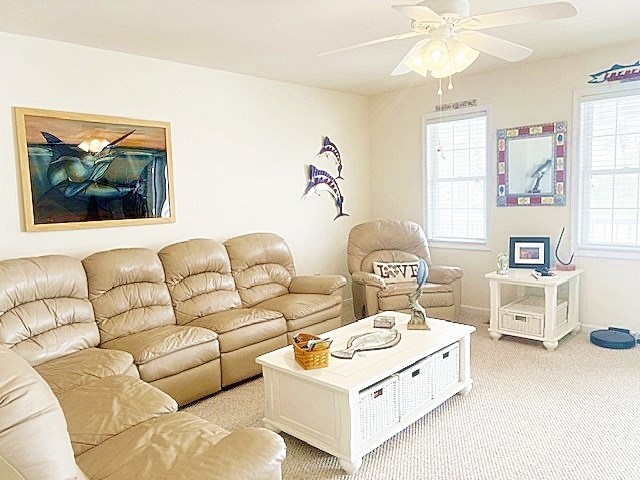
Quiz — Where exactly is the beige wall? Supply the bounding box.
[0,33,371,293]
[369,40,640,330]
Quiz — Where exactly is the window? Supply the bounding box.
[576,86,640,255]
[424,109,488,244]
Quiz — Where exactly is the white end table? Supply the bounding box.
[485,269,583,351]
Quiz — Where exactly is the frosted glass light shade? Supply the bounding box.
[422,40,450,72]
[405,39,479,79]
[405,50,430,77]
[450,41,479,72]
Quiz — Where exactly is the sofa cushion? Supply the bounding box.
[0,345,79,480]
[225,233,296,307]
[76,412,285,480]
[83,248,176,343]
[256,293,342,321]
[35,347,137,395]
[189,308,286,353]
[377,282,452,297]
[58,375,178,456]
[159,239,242,325]
[0,255,99,365]
[100,325,219,383]
[377,282,454,311]
[75,412,229,479]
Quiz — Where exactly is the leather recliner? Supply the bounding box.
[159,238,288,387]
[82,248,222,406]
[0,255,137,395]
[225,233,347,343]
[347,220,463,320]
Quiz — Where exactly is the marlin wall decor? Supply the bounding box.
[588,61,640,85]
[302,136,348,221]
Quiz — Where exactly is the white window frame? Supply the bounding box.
[572,82,640,260]
[422,105,490,250]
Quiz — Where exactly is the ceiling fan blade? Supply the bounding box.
[391,39,429,76]
[317,31,423,56]
[392,4,443,23]
[457,31,532,62]
[462,2,577,30]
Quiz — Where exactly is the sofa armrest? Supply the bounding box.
[207,427,286,480]
[427,265,463,285]
[289,275,346,295]
[351,271,386,289]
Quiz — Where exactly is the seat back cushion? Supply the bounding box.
[0,255,98,366]
[83,248,175,343]
[0,345,79,480]
[347,220,432,274]
[159,239,241,325]
[225,233,295,307]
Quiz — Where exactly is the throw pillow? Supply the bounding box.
[372,261,420,284]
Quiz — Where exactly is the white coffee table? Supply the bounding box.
[256,311,475,474]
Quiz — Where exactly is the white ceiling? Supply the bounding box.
[0,0,638,96]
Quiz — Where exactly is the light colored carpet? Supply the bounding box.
[184,314,640,480]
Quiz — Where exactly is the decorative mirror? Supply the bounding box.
[497,121,567,206]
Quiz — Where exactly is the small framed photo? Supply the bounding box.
[509,236,550,269]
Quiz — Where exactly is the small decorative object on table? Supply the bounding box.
[408,258,430,330]
[331,329,401,359]
[293,333,332,370]
[496,252,509,275]
[373,315,395,329]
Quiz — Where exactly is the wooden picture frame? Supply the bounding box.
[14,107,175,231]
[509,236,551,269]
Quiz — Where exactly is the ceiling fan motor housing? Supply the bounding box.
[418,0,470,20]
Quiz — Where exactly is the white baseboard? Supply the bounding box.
[579,323,604,333]
[461,305,490,318]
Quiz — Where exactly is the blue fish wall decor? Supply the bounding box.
[316,136,343,179]
[302,164,348,220]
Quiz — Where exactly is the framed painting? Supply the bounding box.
[14,107,175,231]
[508,236,551,269]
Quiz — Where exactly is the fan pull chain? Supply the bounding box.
[437,78,443,96]
[448,74,453,90]
[437,90,445,161]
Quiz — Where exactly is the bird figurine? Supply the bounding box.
[408,259,430,330]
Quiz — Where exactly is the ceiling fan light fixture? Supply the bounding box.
[404,48,430,77]
[421,40,450,72]
[450,41,479,73]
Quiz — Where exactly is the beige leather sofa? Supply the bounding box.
[0,344,286,480]
[225,233,346,342]
[0,233,345,407]
[347,220,463,320]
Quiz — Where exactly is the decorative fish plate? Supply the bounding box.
[330,329,401,359]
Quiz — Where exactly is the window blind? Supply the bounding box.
[425,112,487,243]
[578,91,640,251]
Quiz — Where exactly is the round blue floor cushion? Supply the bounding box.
[590,327,636,349]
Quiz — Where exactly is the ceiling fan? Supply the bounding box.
[319,1,577,81]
